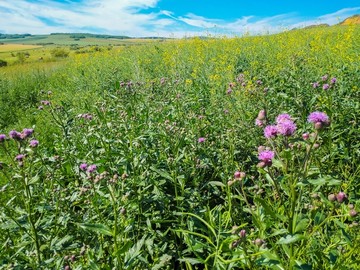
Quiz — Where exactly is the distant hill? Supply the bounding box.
[303,23,330,29]
[339,14,360,25]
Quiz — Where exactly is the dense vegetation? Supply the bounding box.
[0,25,359,269]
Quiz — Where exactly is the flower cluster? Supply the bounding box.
[263,113,296,138]
[311,75,337,90]
[79,163,97,174]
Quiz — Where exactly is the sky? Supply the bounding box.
[0,0,360,37]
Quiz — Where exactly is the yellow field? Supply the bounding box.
[0,44,42,52]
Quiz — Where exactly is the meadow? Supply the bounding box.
[0,25,360,269]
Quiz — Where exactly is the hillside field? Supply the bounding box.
[0,25,360,269]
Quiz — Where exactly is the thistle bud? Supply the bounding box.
[257,110,266,120]
[336,192,347,203]
[328,193,336,202]
[349,209,357,217]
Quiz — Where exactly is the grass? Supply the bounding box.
[0,44,42,52]
[0,25,359,269]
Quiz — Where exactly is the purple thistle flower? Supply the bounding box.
[258,150,275,162]
[0,134,6,142]
[322,84,330,90]
[22,128,34,139]
[9,130,22,140]
[312,82,320,88]
[15,154,25,161]
[41,100,51,106]
[226,88,232,95]
[276,120,296,136]
[29,140,39,147]
[264,125,278,139]
[331,77,337,84]
[198,137,206,143]
[38,106,44,110]
[308,111,329,125]
[276,114,292,123]
[256,80,262,85]
[87,164,97,173]
[79,163,88,171]
[321,75,328,81]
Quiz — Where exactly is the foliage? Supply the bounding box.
[0,25,360,269]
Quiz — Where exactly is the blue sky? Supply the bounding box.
[0,0,359,37]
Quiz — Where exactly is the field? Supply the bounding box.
[0,25,360,269]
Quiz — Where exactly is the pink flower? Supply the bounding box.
[276,120,296,136]
[198,137,206,143]
[308,111,329,125]
[87,164,97,173]
[258,150,275,163]
[264,125,277,139]
[79,163,88,171]
[276,114,292,123]
[29,140,39,147]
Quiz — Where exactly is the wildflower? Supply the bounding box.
[9,130,22,140]
[264,125,277,139]
[276,120,296,136]
[322,84,330,90]
[259,150,275,162]
[349,209,358,217]
[198,137,205,143]
[87,164,97,173]
[308,111,330,127]
[312,82,320,88]
[234,171,245,180]
[15,154,25,161]
[38,106,44,110]
[336,192,347,203]
[330,77,337,84]
[254,238,264,247]
[302,133,310,140]
[223,109,229,114]
[22,128,34,139]
[29,140,39,147]
[79,163,88,171]
[258,150,275,167]
[239,229,246,238]
[0,134,6,142]
[321,75,328,81]
[41,100,51,106]
[256,80,262,85]
[226,88,232,95]
[276,114,292,123]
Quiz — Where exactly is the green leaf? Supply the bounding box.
[78,223,113,236]
[254,198,286,222]
[295,218,309,233]
[178,257,203,265]
[307,178,326,186]
[150,166,174,181]
[208,181,226,187]
[277,234,305,245]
